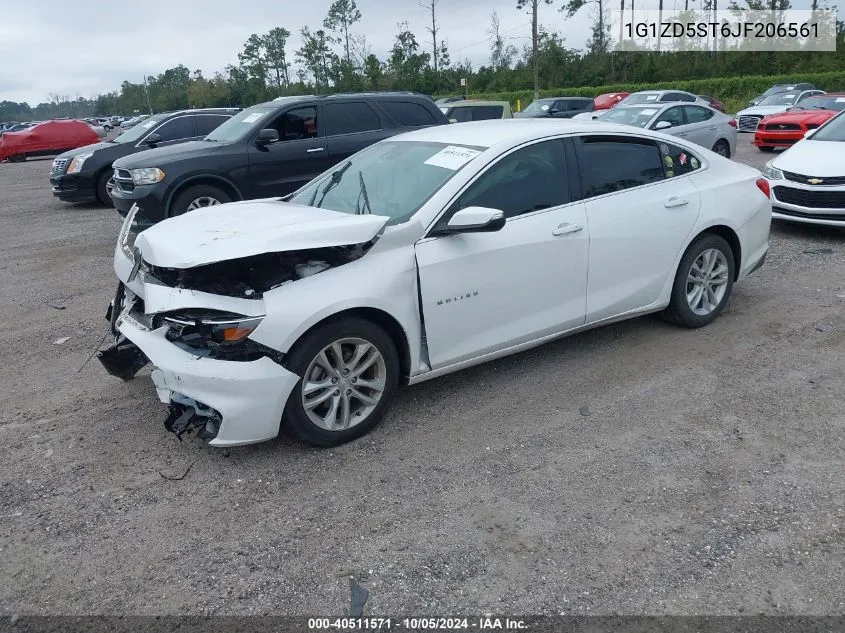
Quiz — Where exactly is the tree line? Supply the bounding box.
[2,0,844,121]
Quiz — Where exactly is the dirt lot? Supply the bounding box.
[1,137,843,617]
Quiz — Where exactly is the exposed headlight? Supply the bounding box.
[762,161,783,180]
[67,152,94,174]
[162,311,264,344]
[130,167,165,185]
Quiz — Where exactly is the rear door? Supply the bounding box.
[324,101,390,164]
[246,104,333,199]
[573,134,701,322]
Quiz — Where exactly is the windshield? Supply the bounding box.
[759,93,799,106]
[204,106,273,142]
[112,116,164,144]
[597,106,660,128]
[808,110,845,141]
[522,99,555,115]
[621,93,663,105]
[288,140,487,223]
[790,96,845,112]
[761,85,794,98]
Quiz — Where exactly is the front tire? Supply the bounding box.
[662,233,735,328]
[96,170,114,206]
[169,184,231,217]
[282,317,400,447]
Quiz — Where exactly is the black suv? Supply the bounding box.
[515,97,595,119]
[109,92,449,227]
[49,108,240,205]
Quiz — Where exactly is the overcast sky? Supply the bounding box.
[0,0,598,105]
[0,0,827,104]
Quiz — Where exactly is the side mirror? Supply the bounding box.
[143,133,162,146]
[444,206,506,234]
[654,120,673,130]
[804,128,817,139]
[255,128,280,146]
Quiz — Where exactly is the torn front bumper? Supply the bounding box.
[108,295,300,447]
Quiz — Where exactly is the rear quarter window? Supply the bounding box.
[379,101,438,127]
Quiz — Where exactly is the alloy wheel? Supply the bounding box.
[186,196,222,211]
[686,248,729,316]
[301,338,387,431]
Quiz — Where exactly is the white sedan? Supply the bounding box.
[763,110,845,228]
[575,103,737,157]
[100,120,771,448]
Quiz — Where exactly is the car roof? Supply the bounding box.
[391,118,664,149]
[447,100,509,107]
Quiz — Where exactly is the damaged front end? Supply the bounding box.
[163,394,222,441]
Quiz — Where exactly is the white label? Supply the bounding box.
[242,113,264,123]
[541,104,550,111]
[783,94,795,100]
[424,145,482,170]
[645,95,658,101]
[640,108,659,115]
[141,120,157,129]
[835,98,845,103]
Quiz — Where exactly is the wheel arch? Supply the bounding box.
[697,224,742,280]
[164,175,244,217]
[284,307,413,384]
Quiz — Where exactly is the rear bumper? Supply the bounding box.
[111,298,298,447]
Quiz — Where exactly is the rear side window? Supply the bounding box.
[155,116,196,141]
[448,105,503,122]
[380,101,437,126]
[578,136,665,197]
[325,102,382,136]
[196,114,231,136]
[659,141,703,178]
[683,105,714,123]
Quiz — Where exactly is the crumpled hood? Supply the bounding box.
[771,139,845,176]
[737,105,793,118]
[760,109,836,126]
[135,200,390,269]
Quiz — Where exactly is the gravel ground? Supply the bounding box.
[0,136,843,617]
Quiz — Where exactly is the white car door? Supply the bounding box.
[681,105,718,149]
[415,139,589,369]
[573,134,702,322]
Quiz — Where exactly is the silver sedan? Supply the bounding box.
[585,103,738,158]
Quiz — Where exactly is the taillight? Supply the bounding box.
[728,119,737,128]
[756,177,771,198]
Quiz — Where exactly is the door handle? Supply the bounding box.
[306,147,325,153]
[552,222,583,236]
[664,197,689,208]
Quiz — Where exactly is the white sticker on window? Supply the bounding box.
[784,94,795,100]
[645,95,658,101]
[242,113,264,123]
[640,108,659,115]
[835,98,845,103]
[141,120,157,129]
[541,104,550,111]
[424,145,482,170]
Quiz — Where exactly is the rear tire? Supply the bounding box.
[169,184,231,218]
[711,139,730,158]
[281,317,400,447]
[661,233,735,329]
[758,146,775,153]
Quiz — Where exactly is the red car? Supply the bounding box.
[698,95,726,113]
[0,119,99,163]
[593,92,630,110]
[754,93,845,151]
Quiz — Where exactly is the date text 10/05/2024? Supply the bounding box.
[307,617,528,630]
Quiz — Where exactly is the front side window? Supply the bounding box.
[268,106,319,140]
[654,106,685,128]
[288,140,487,223]
[324,102,381,136]
[196,114,231,136]
[456,140,570,218]
[155,116,196,142]
[683,106,714,123]
[579,136,665,197]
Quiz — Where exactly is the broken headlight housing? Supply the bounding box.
[160,309,279,362]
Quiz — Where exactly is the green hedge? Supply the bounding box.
[465,71,845,114]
